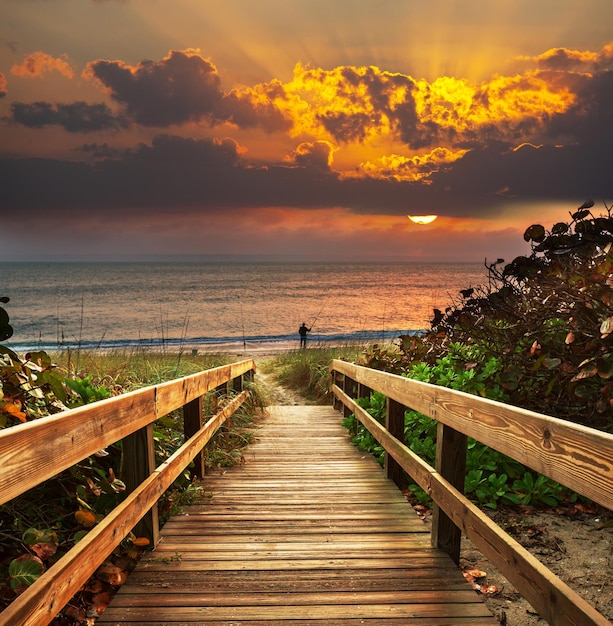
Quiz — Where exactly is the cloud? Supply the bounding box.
[0,73,6,98]
[86,49,290,131]
[1,43,612,226]
[10,101,125,132]
[286,141,336,170]
[268,61,582,160]
[11,51,74,79]
[358,147,468,181]
[512,42,613,73]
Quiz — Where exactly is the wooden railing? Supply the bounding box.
[330,359,613,626]
[0,359,256,626]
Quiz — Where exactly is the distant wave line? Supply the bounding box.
[8,328,424,353]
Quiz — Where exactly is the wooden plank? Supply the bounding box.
[0,359,255,505]
[123,422,159,545]
[331,359,613,510]
[0,391,250,626]
[98,603,495,622]
[431,422,467,564]
[334,384,613,626]
[99,405,496,625]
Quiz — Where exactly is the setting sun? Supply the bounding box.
[408,215,438,225]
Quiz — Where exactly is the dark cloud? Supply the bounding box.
[10,101,125,132]
[3,128,609,224]
[0,133,430,217]
[515,43,613,73]
[544,70,613,146]
[289,141,334,170]
[87,50,290,131]
[0,72,6,98]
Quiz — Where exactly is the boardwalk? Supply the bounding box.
[98,405,497,625]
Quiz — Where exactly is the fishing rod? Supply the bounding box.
[308,295,329,331]
[238,296,246,355]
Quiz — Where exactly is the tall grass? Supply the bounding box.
[261,345,366,403]
[51,348,237,391]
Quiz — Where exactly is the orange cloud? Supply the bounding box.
[259,61,578,180]
[11,52,74,79]
[358,147,468,181]
[512,42,613,73]
[285,140,336,170]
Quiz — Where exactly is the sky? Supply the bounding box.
[1,0,612,262]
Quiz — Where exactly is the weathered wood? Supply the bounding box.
[0,360,255,505]
[431,422,467,564]
[385,397,408,490]
[98,405,496,625]
[330,360,613,512]
[0,388,251,626]
[183,395,204,479]
[122,423,159,545]
[332,382,612,626]
[0,387,156,505]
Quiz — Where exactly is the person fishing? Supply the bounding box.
[298,322,311,348]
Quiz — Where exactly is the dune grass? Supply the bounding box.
[51,348,239,391]
[260,344,367,403]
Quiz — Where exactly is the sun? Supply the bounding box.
[408,215,438,225]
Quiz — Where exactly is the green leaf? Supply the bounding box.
[9,555,44,590]
[523,224,546,243]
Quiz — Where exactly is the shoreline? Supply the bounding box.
[10,336,409,359]
[13,338,390,360]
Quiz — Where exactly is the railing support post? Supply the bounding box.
[123,424,159,546]
[332,371,343,411]
[432,423,467,564]
[355,383,371,436]
[342,375,355,420]
[385,398,408,490]
[184,396,205,479]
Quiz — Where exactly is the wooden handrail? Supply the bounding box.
[330,359,613,626]
[0,359,256,626]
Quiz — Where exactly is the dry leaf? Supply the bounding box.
[75,509,97,527]
[96,562,128,586]
[31,542,57,560]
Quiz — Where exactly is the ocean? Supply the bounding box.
[0,261,488,354]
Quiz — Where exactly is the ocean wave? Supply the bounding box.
[7,328,424,354]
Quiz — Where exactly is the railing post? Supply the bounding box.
[184,396,205,479]
[355,383,371,436]
[342,375,356,420]
[385,398,408,490]
[332,370,343,410]
[431,423,467,564]
[123,424,159,545]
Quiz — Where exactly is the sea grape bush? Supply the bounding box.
[354,201,612,508]
[0,298,129,608]
[361,201,613,431]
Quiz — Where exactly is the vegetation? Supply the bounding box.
[261,345,366,403]
[0,311,258,622]
[362,200,613,431]
[350,201,612,509]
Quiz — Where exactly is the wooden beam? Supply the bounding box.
[0,390,250,626]
[0,360,255,505]
[123,423,159,546]
[385,398,407,491]
[332,384,611,626]
[431,422,466,564]
[183,396,204,479]
[331,360,613,510]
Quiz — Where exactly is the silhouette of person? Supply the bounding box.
[298,322,311,348]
